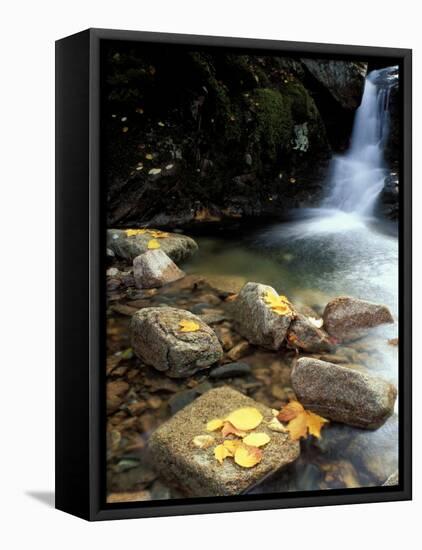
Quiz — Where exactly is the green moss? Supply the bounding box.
[251,88,293,161]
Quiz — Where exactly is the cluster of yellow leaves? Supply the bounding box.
[125,228,169,239]
[277,401,329,441]
[263,291,293,316]
[179,319,201,333]
[201,407,270,468]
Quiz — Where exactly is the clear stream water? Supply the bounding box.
[184,67,399,490]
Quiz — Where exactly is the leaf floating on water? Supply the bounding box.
[179,319,200,333]
[206,418,224,432]
[242,433,270,447]
[147,239,161,249]
[221,421,247,438]
[193,435,215,449]
[214,444,231,464]
[277,400,329,441]
[234,445,262,468]
[225,407,263,431]
[263,291,293,316]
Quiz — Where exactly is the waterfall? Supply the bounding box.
[324,66,398,216]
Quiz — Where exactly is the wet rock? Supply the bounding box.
[383,470,399,486]
[291,357,397,429]
[148,386,300,497]
[301,59,367,110]
[198,309,227,325]
[323,296,394,343]
[226,340,251,361]
[131,307,223,378]
[233,283,294,350]
[204,274,246,297]
[133,249,185,289]
[108,229,198,263]
[107,490,151,503]
[287,313,332,352]
[107,380,129,414]
[209,362,252,379]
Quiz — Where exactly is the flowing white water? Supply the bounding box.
[324,66,398,217]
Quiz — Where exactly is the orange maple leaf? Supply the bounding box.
[277,400,328,441]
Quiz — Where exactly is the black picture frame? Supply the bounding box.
[55,28,412,521]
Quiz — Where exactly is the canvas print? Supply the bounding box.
[103,43,399,504]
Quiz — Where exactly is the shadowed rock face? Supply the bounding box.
[148,386,300,497]
[301,59,367,111]
[133,249,185,289]
[287,313,332,353]
[130,307,223,378]
[233,282,293,351]
[323,296,394,343]
[291,358,397,429]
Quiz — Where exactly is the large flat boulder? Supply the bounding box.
[232,282,294,350]
[323,296,394,343]
[133,249,185,289]
[130,307,223,378]
[107,228,198,263]
[148,386,300,497]
[291,357,397,429]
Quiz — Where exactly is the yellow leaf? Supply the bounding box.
[286,413,308,441]
[263,291,293,316]
[225,407,263,431]
[221,421,247,438]
[145,153,153,160]
[277,401,304,422]
[179,319,200,332]
[206,418,224,432]
[214,444,231,464]
[306,411,329,439]
[278,400,329,441]
[147,239,160,249]
[192,435,215,449]
[234,445,262,468]
[125,228,147,237]
[223,439,242,455]
[149,230,169,239]
[242,433,270,447]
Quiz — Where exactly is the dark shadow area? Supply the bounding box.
[26,491,55,508]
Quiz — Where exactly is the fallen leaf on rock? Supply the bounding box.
[242,433,270,447]
[267,417,288,433]
[147,239,161,249]
[223,439,242,455]
[225,407,263,431]
[234,445,262,468]
[193,435,215,449]
[263,291,293,316]
[278,400,329,441]
[179,319,200,332]
[206,418,224,432]
[125,228,147,237]
[221,421,247,438]
[214,444,231,464]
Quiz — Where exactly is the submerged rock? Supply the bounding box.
[291,357,397,429]
[133,249,185,289]
[233,282,294,350]
[287,313,332,352]
[148,386,300,497]
[323,296,394,343]
[130,307,223,378]
[107,229,198,263]
[209,362,252,379]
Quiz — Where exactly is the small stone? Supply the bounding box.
[209,362,252,379]
[291,357,397,429]
[131,307,223,377]
[227,340,251,361]
[323,296,394,342]
[287,313,332,352]
[148,387,300,496]
[133,249,185,289]
[107,380,129,414]
[233,282,293,350]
